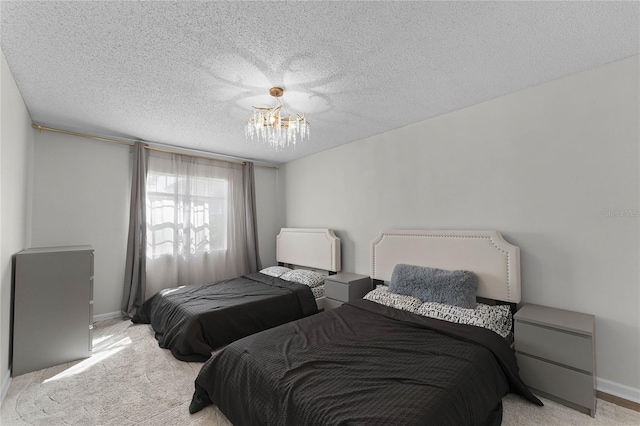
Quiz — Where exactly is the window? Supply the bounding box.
[146,170,228,259]
[123,145,258,305]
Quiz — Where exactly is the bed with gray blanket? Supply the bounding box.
[132,228,341,362]
[131,272,318,362]
[190,299,542,425]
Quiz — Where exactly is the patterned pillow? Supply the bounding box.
[280,269,325,288]
[311,285,325,299]
[416,301,513,338]
[260,266,292,278]
[363,287,422,314]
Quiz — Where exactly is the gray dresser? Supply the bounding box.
[324,272,371,311]
[12,246,94,376]
[514,303,596,416]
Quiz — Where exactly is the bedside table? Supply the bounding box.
[324,273,371,311]
[514,304,596,417]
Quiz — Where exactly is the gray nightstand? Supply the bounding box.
[514,304,596,417]
[324,273,371,311]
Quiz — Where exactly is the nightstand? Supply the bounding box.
[324,273,371,311]
[514,304,596,417]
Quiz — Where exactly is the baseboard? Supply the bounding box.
[0,368,11,407]
[597,391,640,412]
[597,377,640,408]
[93,311,121,322]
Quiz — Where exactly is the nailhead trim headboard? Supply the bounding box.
[370,230,520,303]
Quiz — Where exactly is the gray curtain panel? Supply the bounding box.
[243,162,262,272]
[121,141,148,319]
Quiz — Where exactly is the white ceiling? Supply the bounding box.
[1,1,638,165]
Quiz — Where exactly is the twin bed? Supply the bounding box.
[132,228,340,361]
[188,229,543,425]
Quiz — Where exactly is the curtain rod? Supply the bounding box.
[31,124,279,169]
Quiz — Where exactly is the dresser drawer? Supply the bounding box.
[325,280,349,301]
[324,276,371,302]
[324,297,344,311]
[517,353,595,414]
[515,320,593,372]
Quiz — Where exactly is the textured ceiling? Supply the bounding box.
[1,1,638,165]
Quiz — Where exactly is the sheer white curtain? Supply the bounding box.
[144,150,259,299]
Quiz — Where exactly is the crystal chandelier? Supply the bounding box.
[245,87,309,150]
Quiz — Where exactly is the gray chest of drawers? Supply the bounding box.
[514,303,596,417]
[324,273,371,311]
[12,246,94,376]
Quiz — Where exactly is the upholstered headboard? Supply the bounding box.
[370,230,521,303]
[277,228,341,273]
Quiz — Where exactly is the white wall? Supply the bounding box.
[281,56,640,401]
[30,133,282,318]
[0,50,34,403]
[254,166,283,267]
[31,132,131,318]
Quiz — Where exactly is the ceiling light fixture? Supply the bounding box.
[245,87,309,150]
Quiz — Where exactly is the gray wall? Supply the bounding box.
[0,51,34,402]
[280,56,639,400]
[30,132,282,318]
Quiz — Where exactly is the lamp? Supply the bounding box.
[245,87,309,150]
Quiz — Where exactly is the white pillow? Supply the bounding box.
[260,266,292,278]
[279,269,325,288]
[363,287,422,314]
[416,302,512,339]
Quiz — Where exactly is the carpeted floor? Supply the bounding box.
[1,318,639,425]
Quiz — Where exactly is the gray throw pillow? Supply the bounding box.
[388,264,478,309]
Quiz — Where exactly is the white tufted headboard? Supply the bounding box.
[277,228,341,273]
[370,230,521,303]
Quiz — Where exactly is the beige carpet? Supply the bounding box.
[1,318,639,426]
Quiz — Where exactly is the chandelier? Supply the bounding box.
[245,87,309,150]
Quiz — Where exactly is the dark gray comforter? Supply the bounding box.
[131,272,318,362]
[190,299,542,425]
